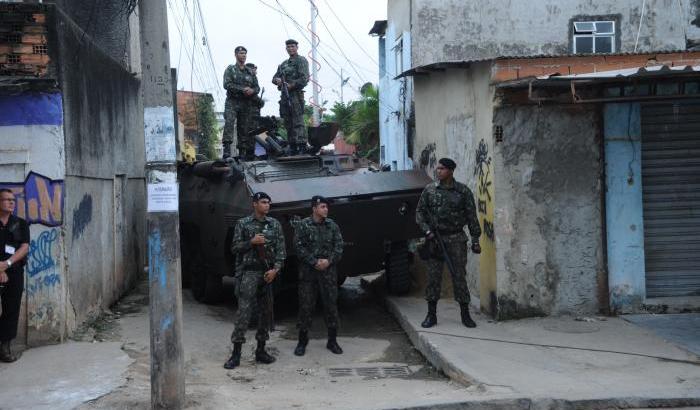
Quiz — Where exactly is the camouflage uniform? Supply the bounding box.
[230,214,286,344]
[293,216,343,331]
[223,64,260,155]
[416,180,481,304]
[272,55,309,145]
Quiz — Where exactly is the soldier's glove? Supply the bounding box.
[471,242,482,254]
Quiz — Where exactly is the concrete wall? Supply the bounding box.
[0,91,68,345]
[411,0,694,67]
[53,7,146,330]
[413,62,496,309]
[492,104,605,318]
[604,103,645,314]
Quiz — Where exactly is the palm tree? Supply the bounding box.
[345,83,379,161]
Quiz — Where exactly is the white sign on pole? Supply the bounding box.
[147,183,179,212]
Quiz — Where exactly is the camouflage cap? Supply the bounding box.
[311,195,330,207]
[234,46,247,53]
[285,39,298,45]
[252,192,271,202]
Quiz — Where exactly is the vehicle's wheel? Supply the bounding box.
[386,241,410,295]
[336,271,347,287]
[191,268,206,302]
[202,271,225,304]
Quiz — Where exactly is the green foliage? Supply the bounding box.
[344,83,379,161]
[195,94,219,160]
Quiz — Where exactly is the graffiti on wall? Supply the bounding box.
[0,172,64,226]
[419,143,437,178]
[26,228,61,296]
[474,139,495,241]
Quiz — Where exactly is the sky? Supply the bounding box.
[166,0,387,115]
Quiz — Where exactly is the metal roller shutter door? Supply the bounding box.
[641,102,700,298]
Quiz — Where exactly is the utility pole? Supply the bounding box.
[139,1,185,409]
[310,0,321,126]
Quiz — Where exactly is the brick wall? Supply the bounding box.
[0,3,49,77]
[492,52,700,83]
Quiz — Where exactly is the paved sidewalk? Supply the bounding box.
[386,296,700,409]
[0,342,133,410]
[624,313,700,356]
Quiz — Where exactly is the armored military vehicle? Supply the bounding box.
[178,118,431,303]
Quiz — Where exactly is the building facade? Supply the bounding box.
[0,2,146,345]
[383,0,700,317]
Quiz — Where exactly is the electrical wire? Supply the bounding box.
[321,0,378,65]
[310,0,368,84]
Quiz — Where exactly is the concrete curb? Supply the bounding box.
[385,297,700,410]
[389,397,700,410]
[385,297,478,386]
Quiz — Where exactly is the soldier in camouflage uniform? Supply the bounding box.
[416,158,482,329]
[293,196,344,356]
[222,46,260,159]
[245,63,265,132]
[224,192,286,369]
[272,39,310,155]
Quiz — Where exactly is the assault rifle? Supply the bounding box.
[279,75,294,116]
[424,206,459,280]
[254,243,275,332]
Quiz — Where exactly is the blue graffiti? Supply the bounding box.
[148,230,167,291]
[26,273,61,296]
[27,229,59,277]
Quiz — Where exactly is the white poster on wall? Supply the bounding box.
[147,183,178,212]
[144,106,176,162]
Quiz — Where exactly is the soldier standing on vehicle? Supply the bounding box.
[272,39,309,155]
[416,158,482,329]
[245,63,265,132]
[225,192,285,369]
[293,196,344,356]
[222,46,260,160]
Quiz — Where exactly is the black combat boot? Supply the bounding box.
[326,328,343,354]
[421,301,437,328]
[222,142,232,159]
[223,342,242,369]
[255,340,276,364]
[460,303,477,328]
[294,330,309,356]
[288,144,298,156]
[0,341,21,363]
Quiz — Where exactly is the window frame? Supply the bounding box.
[572,20,616,54]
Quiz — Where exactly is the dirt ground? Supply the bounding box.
[73,275,476,410]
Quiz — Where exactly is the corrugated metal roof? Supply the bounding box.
[538,64,700,80]
[397,49,695,79]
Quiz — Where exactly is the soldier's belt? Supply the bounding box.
[440,231,467,241]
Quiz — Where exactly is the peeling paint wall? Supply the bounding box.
[411,0,695,67]
[0,92,67,345]
[413,62,496,309]
[604,103,645,313]
[53,8,146,329]
[493,105,604,318]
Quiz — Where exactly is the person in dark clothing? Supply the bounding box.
[0,188,30,362]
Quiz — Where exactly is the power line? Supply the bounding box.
[166,0,209,94]
[321,0,378,65]
[310,0,368,84]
